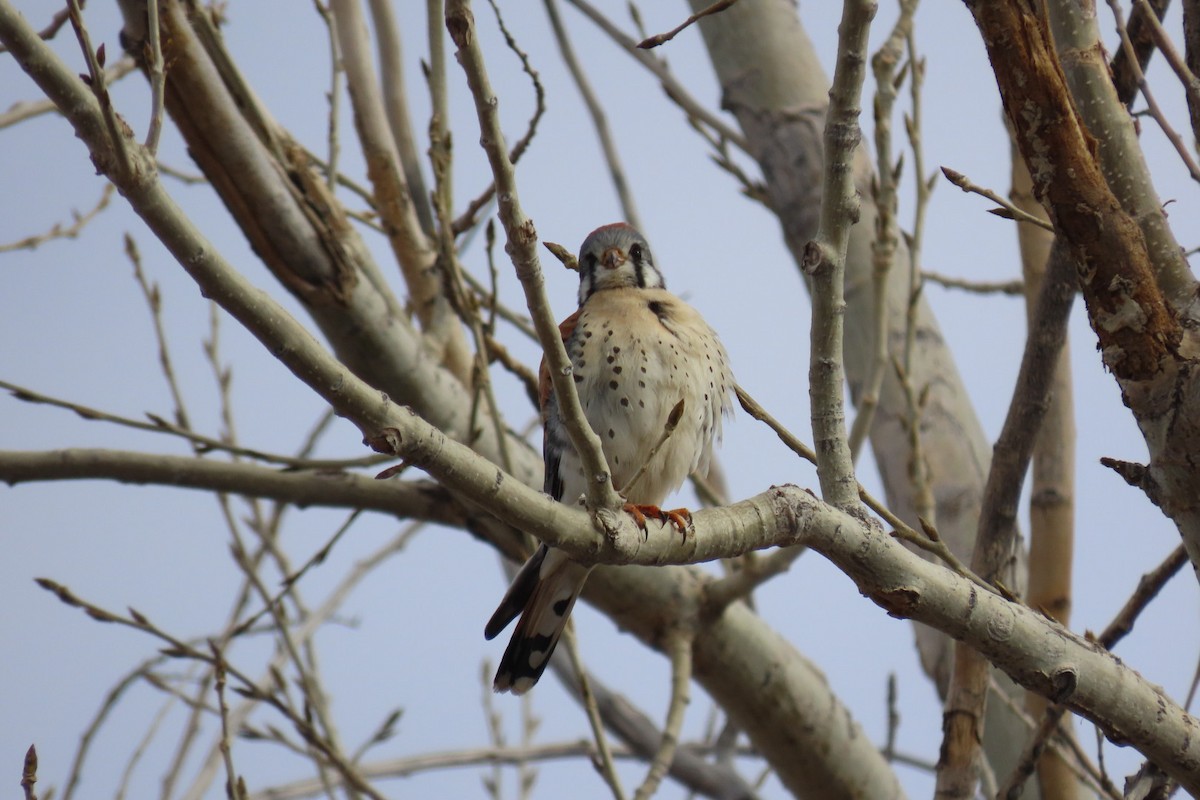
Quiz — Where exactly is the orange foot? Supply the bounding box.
[623,504,694,541]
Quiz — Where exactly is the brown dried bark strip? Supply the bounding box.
[967,0,1179,382]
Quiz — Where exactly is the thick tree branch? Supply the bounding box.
[0,449,457,523]
[1009,123,1080,799]
[0,7,896,796]
[1043,0,1193,316]
[331,0,473,382]
[938,238,1077,798]
[689,0,1008,713]
[965,1,1200,592]
[114,0,515,478]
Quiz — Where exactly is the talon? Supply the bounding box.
[663,508,693,541]
[623,504,693,541]
[623,503,651,538]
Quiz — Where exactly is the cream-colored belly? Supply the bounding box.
[556,288,730,507]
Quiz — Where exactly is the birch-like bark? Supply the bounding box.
[1045,0,1195,314]
[0,4,902,796]
[366,0,436,237]
[689,0,1033,780]
[965,2,1200,592]
[0,449,460,522]
[936,233,1076,798]
[113,0,532,482]
[806,0,876,510]
[331,0,473,382]
[1010,128,1081,800]
[689,0,998,680]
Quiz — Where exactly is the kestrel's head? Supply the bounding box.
[576,223,664,305]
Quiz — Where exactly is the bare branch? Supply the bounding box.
[564,627,627,800]
[0,449,452,522]
[631,629,694,800]
[921,270,1024,296]
[803,0,875,509]
[565,0,749,153]
[849,0,916,460]
[367,0,435,234]
[1107,0,1200,183]
[0,183,115,253]
[331,0,470,382]
[143,0,165,153]
[941,165,1054,232]
[637,0,740,49]
[544,0,642,229]
[446,0,624,518]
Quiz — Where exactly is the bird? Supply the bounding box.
[484,222,734,694]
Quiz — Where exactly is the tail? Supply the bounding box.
[486,545,592,694]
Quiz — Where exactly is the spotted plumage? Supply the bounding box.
[485,223,733,694]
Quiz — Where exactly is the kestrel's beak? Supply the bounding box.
[601,246,626,270]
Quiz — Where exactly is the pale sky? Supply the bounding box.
[3,1,1198,798]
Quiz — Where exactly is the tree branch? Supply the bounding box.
[804,0,876,509]
[444,0,623,519]
[0,449,457,523]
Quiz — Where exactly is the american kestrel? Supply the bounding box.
[485,222,734,694]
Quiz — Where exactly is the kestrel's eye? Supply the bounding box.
[629,243,643,261]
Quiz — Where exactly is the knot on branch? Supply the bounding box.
[875,586,920,619]
[445,6,474,48]
[364,427,403,456]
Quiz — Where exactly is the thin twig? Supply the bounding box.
[0,379,390,470]
[37,580,390,800]
[565,0,749,152]
[66,0,132,177]
[450,0,548,235]
[631,629,694,800]
[545,0,642,229]
[733,383,990,593]
[250,739,769,800]
[921,269,1024,296]
[115,677,179,798]
[849,0,917,460]
[429,77,514,473]
[562,627,628,800]
[480,663,508,800]
[702,545,806,613]
[941,165,1054,231]
[233,511,366,638]
[0,61,135,132]
[1110,0,1170,106]
[0,2,73,53]
[211,648,248,800]
[1108,0,1200,183]
[157,161,207,185]
[126,233,193,429]
[0,183,115,253]
[143,0,165,154]
[312,1,343,192]
[637,0,740,49]
[987,675,1121,800]
[447,0,624,519]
